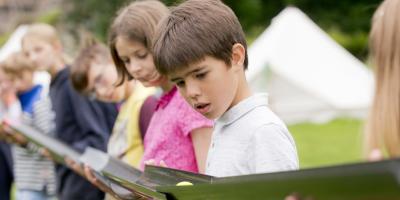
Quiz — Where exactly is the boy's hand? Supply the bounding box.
[39,148,55,162]
[65,157,85,177]
[10,133,28,146]
[84,165,122,199]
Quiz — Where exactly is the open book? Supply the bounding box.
[80,147,166,199]
[155,159,400,200]
[80,147,216,199]
[1,118,81,164]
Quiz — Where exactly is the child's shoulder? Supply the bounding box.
[218,94,288,140]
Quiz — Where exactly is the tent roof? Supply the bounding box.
[247,7,374,110]
[0,25,28,62]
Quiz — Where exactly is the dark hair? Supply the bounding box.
[108,0,169,85]
[70,39,111,93]
[153,0,248,75]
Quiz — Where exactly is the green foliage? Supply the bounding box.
[289,118,364,169]
[61,0,381,60]
[328,28,369,61]
[0,32,11,47]
[36,9,62,25]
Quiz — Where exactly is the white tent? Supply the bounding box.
[246,7,374,124]
[0,25,51,94]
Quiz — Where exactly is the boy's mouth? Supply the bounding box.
[194,103,210,114]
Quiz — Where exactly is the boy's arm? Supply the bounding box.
[191,127,212,174]
[250,124,299,173]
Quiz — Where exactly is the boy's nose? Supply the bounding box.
[186,83,201,99]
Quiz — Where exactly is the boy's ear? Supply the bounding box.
[231,43,245,71]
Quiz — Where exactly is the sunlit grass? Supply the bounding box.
[289,118,365,169]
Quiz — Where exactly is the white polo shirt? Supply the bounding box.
[205,93,299,177]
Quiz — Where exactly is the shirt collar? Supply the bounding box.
[155,87,178,110]
[216,93,269,126]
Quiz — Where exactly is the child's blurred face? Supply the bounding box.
[169,56,239,119]
[22,37,58,71]
[87,60,127,102]
[12,70,34,92]
[115,36,164,87]
[0,71,17,98]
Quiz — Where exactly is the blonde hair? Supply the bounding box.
[22,23,61,47]
[22,23,71,64]
[365,0,400,157]
[0,51,35,78]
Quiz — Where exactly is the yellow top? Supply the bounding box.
[107,83,155,168]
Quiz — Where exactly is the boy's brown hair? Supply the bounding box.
[108,0,169,85]
[70,39,111,93]
[0,52,35,79]
[153,0,248,75]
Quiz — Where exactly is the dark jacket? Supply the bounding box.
[49,68,117,200]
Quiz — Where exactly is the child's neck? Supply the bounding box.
[229,74,252,110]
[124,81,135,99]
[49,59,66,78]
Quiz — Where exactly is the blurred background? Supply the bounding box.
[0,0,382,169]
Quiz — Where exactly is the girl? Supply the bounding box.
[108,0,213,173]
[365,0,400,160]
[22,23,118,200]
[71,41,157,199]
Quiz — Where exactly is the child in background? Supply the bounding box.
[153,0,298,177]
[365,0,400,160]
[21,23,118,200]
[0,65,19,200]
[71,40,156,167]
[109,0,213,173]
[0,52,57,200]
[69,41,157,198]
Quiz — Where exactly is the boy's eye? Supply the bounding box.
[195,72,207,79]
[176,80,186,88]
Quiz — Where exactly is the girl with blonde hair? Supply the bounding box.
[22,23,118,200]
[365,0,400,159]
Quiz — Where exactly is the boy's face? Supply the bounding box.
[0,71,17,97]
[11,70,34,92]
[87,60,127,103]
[169,56,240,119]
[22,37,57,71]
[115,36,165,87]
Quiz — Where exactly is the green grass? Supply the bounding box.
[289,118,365,169]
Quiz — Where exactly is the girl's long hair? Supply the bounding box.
[365,0,400,157]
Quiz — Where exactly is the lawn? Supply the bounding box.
[289,118,365,169]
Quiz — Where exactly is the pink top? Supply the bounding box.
[140,87,213,172]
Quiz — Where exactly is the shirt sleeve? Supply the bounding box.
[54,82,115,153]
[248,123,299,174]
[68,84,115,152]
[178,100,213,137]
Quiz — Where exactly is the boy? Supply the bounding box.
[0,52,57,199]
[153,0,299,176]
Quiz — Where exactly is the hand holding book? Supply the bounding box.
[84,165,124,200]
